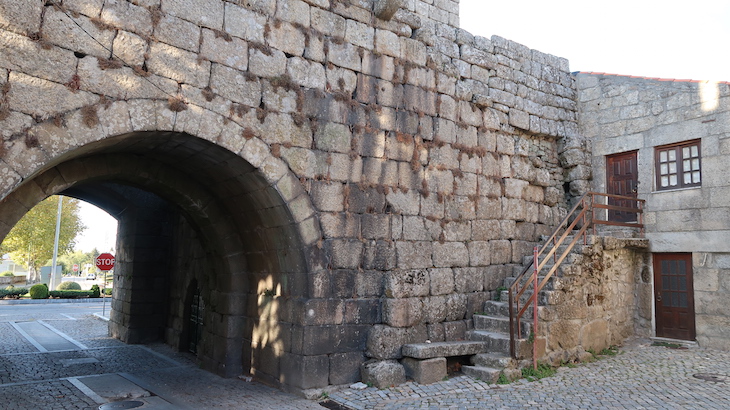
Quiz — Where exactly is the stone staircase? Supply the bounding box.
[461,235,592,382]
[400,231,639,385]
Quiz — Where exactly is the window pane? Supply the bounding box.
[679,276,687,291]
[670,175,677,186]
[661,176,669,187]
[669,150,676,161]
[682,147,690,157]
[660,151,668,162]
[660,164,668,174]
[693,171,701,183]
[691,145,699,157]
[684,173,691,184]
[683,159,690,170]
[692,159,700,170]
[672,292,679,307]
[679,292,688,308]
[669,163,677,173]
[663,291,672,306]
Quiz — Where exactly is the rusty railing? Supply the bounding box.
[507,192,645,366]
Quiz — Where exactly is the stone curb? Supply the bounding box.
[0,298,109,305]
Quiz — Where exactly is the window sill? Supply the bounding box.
[651,186,701,194]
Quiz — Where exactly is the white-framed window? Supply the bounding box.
[655,140,701,190]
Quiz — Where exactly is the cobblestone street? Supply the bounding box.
[329,338,730,409]
[1,301,729,409]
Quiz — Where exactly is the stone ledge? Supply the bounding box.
[401,341,488,359]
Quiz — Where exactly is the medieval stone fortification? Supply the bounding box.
[0,0,725,392]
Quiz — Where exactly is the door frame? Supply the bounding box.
[653,253,696,340]
[605,150,639,223]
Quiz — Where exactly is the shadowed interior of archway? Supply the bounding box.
[0,131,311,382]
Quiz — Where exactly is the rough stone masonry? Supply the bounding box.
[0,0,591,390]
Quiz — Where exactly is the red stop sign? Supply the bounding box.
[72,264,79,272]
[95,253,115,271]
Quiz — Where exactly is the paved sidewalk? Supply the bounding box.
[328,338,730,409]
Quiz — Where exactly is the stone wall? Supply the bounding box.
[0,0,583,389]
[541,236,650,364]
[577,72,730,350]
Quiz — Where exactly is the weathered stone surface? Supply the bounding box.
[401,357,446,384]
[401,341,487,359]
[384,269,429,298]
[330,351,367,385]
[360,360,405,388]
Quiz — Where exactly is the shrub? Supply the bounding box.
[57,281,82,291]
[90,284,100,298]
[30,284,49,299]
[49,290,94,298]
[103,288,112,296]
[0,287,28,299]
[1,271,14,276]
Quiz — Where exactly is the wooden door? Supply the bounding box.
[653,253,696,340]
[606,151,638,222]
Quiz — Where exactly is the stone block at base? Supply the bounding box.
[360,360,406,388]
[401,357,446,384]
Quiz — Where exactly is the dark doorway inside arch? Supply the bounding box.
[183,279,204,354]
[0,131,312,385]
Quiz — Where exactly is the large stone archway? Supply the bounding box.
[0,100,326,387]
[0,0,589,392]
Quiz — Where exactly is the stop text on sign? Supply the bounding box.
[95,253,115,271]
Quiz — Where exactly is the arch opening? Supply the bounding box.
[0,131,311,382]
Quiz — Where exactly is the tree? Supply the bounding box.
[0,196,85,282]
[57,250,95,276]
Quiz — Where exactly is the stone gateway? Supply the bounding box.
[0,0,726,393]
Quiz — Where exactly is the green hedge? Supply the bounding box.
[0,287,29,299]
[49,290,95,298]
[57,281,82,290]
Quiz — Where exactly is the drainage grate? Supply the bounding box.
[319,399,354,410]
[693,373,727,383]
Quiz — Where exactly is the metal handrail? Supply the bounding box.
[507,192,645,364]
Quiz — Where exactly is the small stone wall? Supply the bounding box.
[541,236,650,363]
[0,275,25,285]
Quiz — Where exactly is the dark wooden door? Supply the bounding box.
[606,151,638,222]
[654,253,696,340]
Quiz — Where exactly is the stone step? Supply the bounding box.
[401,341,488,359]
[465,330,511,354]
[473,314,531,338]
[468,331,547,359]
[499,289,555,305]
[482,300,539,319]
[470,353,516,369]
[461,365,501,383]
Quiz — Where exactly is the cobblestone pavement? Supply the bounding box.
[2,302,729,409]
[328,338,730,409]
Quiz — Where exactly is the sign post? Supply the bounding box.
[94,253,115,318]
